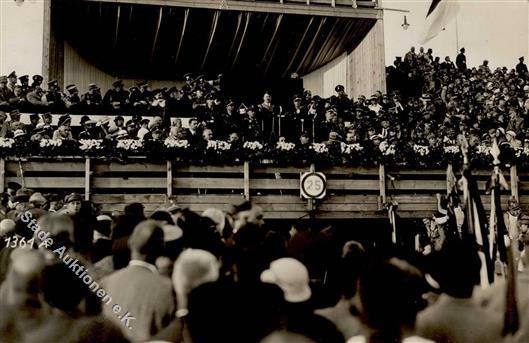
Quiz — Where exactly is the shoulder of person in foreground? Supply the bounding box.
[347,335,434,343]
[71,315,130,343]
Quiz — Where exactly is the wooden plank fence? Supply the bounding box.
[0,157,523,219]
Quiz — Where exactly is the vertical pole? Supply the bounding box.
[455,15,460,53]
[379,164,386,208]
[18,161,25,189]
[84,158,90,201]
[167,160,173,199]
[0,158,5,192]
[243,161,250,201]
[308,164,315,215]
[510,165,519,202]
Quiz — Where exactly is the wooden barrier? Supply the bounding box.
[2,157,523,219]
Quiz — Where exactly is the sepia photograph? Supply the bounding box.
[0,0,528,342]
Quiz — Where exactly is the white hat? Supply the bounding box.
[162,224,183,242]
[202,208,225,234]
[0,219,16,237]
[260,258,311,303]
[172,249,220,296]
[506,130,517,137]
[115,129,128,139]
[96,214,112,222]
[13,129,26,138]
[29,192,47,206]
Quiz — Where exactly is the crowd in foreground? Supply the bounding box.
[0,180,528,343]
[1,49,529,155]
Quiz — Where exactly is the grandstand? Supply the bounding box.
[44,0,385,99]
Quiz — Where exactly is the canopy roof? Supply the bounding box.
[56,0,376,80]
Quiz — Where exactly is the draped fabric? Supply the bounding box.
[55,0,375,80]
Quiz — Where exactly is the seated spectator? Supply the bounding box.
[184,118,202,146]
[137,119,150,139]
[52,115,73,140]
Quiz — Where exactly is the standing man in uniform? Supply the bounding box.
[258,92,281,143]
[44,80,65,112]
[0,76,14,111]
[18,75,30,96]
[64,84,82,113]
[103,80,130,113]
[456,48,467,71]
[6,72,17,93]
[517,57,528,77]
[81,83,103,113]
[30,75,43,91]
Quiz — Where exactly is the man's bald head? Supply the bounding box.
[128,219,165,263]
[6,249,47,307]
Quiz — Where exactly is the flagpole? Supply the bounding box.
[455,14,460,53]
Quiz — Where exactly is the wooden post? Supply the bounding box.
[243,161,250,201]
[379,164,386,209]
[308,164,315,214]
[18,161,25,189]
[167,160,173,199]
[84,158,90,201]
[510,165,518,202]
[0,158,5,192]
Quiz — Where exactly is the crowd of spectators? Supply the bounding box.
[1,50,529,157]
[0,183,527,343]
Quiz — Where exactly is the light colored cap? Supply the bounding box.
[162,224,183,242]
[172,248,220,296]
[29,192,47,205]
[202,208,225,234]
[260,258,311,303]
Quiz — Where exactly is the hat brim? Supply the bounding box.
[260,269,312,303]
[284,285,312,303]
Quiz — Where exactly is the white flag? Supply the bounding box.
[418,0,461,44]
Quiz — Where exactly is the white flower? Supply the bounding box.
[413,144,430,156]
[312,143,329,154]
[379,141,395,155]
[341,143,364,154]
[475,145,491,155]
[79,139,103,151]
[40,139,63,148]
[0,138,14,149]
[276,142,296,151]
[164,138,189,149]
[443,145,460,154]
[116,139,143,151]
[207,140,231,151]
[515,147,529,158]
[243,141,264,150]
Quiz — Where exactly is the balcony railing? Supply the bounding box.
[231,0,378,9]
[2,158,521,219]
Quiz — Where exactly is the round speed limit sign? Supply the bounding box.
[300,172,326,199]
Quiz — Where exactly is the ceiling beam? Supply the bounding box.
[80,0,382,19]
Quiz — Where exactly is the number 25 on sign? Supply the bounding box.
[300,172,326,199]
